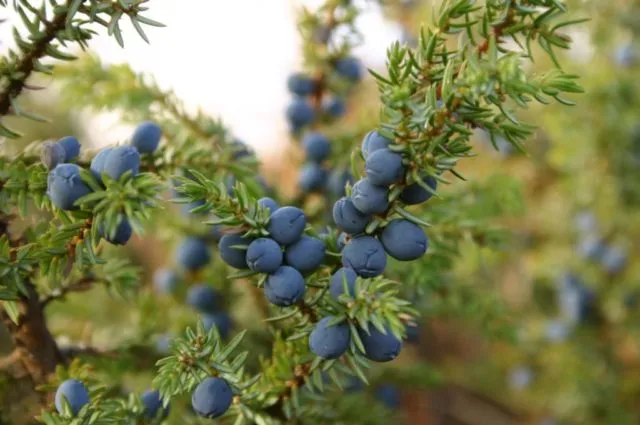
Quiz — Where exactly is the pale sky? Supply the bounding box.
[0,0,403,154]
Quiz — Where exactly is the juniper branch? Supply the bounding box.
[0,1,589,423]
[0,0,162,137]
[0,1,70,117]
[39,274,97,308]
[0,278,64,385]
[307,2,341,113]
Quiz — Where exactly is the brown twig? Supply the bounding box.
[476,10,515,55]
[0,278,65,386]
[0,349,22,371]
[297,299,319,323]
[58,344,118,360]
[0,2,71,117]
[308,5,339,114]
[39,275,98,308]
[63,219,93,276]
[263,361,313,421]
[291,3,342,208]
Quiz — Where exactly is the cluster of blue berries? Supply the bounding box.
[556,272,595,326]
[308,270,415,362]
[286,73,318,132]
[536,271,601,345]
[335,130,434,268]
[534,211,633,343]
[287,53,361,202]
[155,232,233,338]
[54,367,232,420]
[45,121,163,246]
[306,130,439,364]
[308,307,403,363]
[154,269,232,339]
[44,136,90,212]
[218,201,326,307]
[54,379,169,420]
[286,56,362,132]
[297,131,356,198]
[298,132,331,193]
[530,245,598,374]
[574,211,628,275]
[41,136,81,170]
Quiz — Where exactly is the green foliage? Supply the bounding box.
[0,0,590,424]
[52,55,265,203]
[459,2,640,424]
[0,0,163,139]
[153,324,252,401]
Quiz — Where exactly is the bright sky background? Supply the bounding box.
[0,0,404,154]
